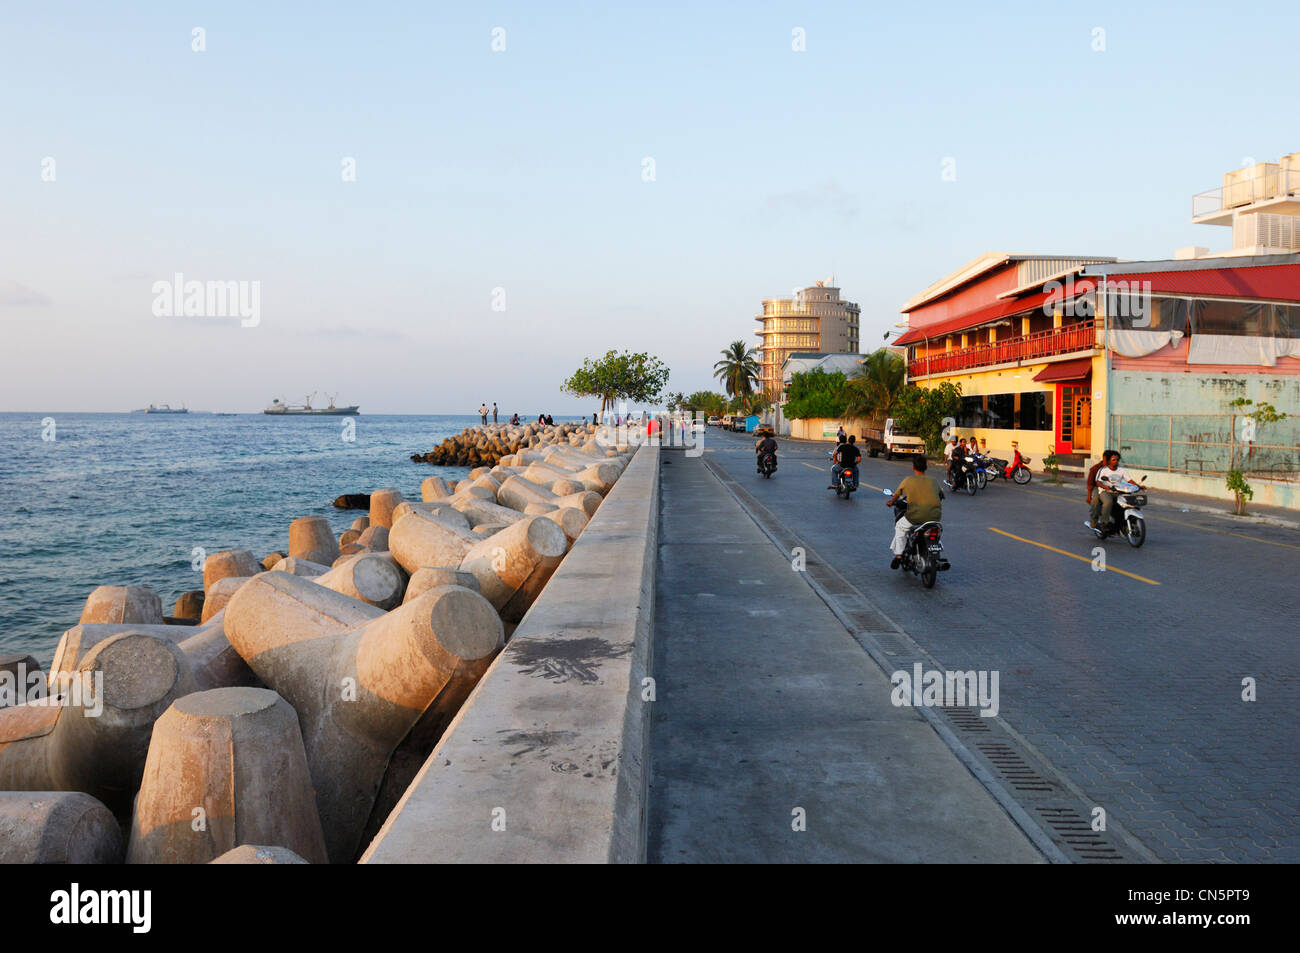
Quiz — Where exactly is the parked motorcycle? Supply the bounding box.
[757,451,777,478]
[1087,477,1149,548]
[986,455,1033,485]
[884,490,950,588]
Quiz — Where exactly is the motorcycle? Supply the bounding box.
[1087,477,1149,548]
[884,490,950,588]
[967,452,992,490]
[943,458,979,496]
[757,451,777,478]
[987,455,1033,485]
[828,450,858,499]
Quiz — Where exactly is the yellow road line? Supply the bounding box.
[988,527,1161,586]
[1005,484,1300,551]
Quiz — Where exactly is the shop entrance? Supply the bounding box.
[1060,384,1091,453]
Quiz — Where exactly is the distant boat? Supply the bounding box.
[264,393,359,416]
[145,403,188,414]
[215,412,237,417]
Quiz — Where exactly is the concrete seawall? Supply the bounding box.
[361,443,660,863]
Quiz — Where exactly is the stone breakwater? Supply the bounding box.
[410,419,593,468]
[0,426,637,865]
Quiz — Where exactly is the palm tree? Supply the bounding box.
[845,349,907,422]
[713,340,760,399]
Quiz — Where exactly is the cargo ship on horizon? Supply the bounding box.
[264,393,359,415]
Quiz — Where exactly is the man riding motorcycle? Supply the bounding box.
[755,431,778,473]
[1086,449,1116,529]
[829,434,861,490]
[1092,451,1144,535]
[885,455,945,569]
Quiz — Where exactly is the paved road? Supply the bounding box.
[694,427,1300,862]
[647,450,1045,863]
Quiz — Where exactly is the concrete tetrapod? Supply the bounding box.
[314,552,405,610]
[389,509,481,574]
[0,655,41,709]
[0,791,123,864]
[368,489,404,530]
[458,515,568,615]
[79,586,164,625]
[127,687,328,864]
[0,631,197,818]
[202,549,262,594]
[289,515,341,566]
[50,621,257,694]
[402,567,480,604]
[223,573,503,862]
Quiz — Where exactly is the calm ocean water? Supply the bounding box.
[0,412,501,665]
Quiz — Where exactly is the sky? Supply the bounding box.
[3,1,1298,414]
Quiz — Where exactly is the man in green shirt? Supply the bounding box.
[884,456,945,569]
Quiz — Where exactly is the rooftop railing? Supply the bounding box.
[1193,165,1300,219]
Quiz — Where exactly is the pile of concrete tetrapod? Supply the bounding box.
[410,419,596,467]
[0,426,636,865]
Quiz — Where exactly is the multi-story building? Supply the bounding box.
[896,154,1300,507]
[754,282,860,396]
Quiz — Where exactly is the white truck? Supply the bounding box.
[860,418,926,460]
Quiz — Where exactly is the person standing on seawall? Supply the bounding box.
[479,403,489,425]
[492,403,498,424]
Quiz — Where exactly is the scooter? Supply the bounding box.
[943,459,979,496]
[1087,477,1149,548]
[883,490,950,588]
[987,455,1033,485]
[967,452,992,490]
[757,451,777,478]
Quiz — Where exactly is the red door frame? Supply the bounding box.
[1054,378,1092,455]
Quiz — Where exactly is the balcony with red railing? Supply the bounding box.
[907,320,1096,378]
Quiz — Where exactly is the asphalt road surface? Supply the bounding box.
[694,425,1300,862]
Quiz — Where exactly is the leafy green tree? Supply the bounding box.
[892,381,962,454]
[713,340,760,398]
[1226,397,1288,515]
[562,349,670,416]
[844,349,906,424]
[678,390,729,417]
[782,369,850,419]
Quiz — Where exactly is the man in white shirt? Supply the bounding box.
[1095,453,1142,533]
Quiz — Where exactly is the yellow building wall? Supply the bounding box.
[915,353,1109,460]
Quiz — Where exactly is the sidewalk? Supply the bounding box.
[646,451,1044,863]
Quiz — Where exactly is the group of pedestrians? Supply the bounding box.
[476,402,553,427]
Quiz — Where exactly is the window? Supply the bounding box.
[958,392,1052,431]
[1193,299,1266,336]
[1017,392,1052,431]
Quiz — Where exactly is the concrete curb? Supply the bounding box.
[360,443,660,863]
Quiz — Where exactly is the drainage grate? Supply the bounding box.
[942,706,993,733]
[975,742,1055,792]
[1035,807,1125,861]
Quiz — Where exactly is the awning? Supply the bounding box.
[1033,358,1092,382]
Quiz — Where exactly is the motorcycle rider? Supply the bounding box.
[1085,449,1116,529]
[755,431,779,473]
[1094,451,1144,535]
[829,434,861,490]
[946,438,968,488]
[885,456,945,569]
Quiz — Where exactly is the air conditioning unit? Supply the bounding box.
[1224,162,1280,208]
[1233,211,1300,252]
